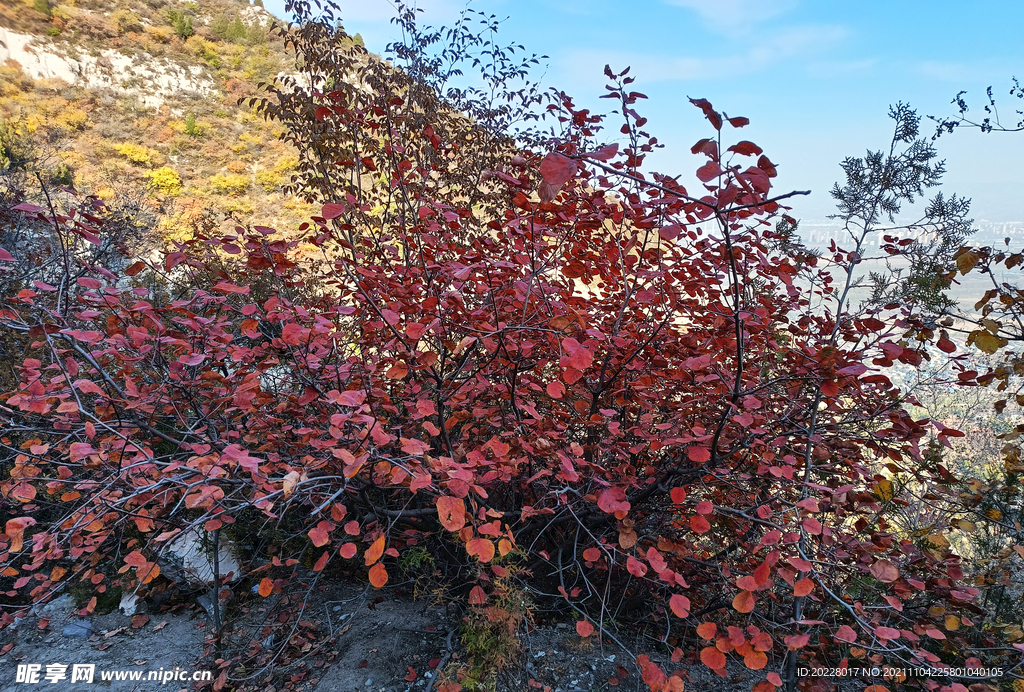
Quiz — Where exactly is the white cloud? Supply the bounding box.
[664,0,798,34]
[562,24,846,86]
[805,59,876,79]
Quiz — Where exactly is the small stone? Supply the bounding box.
[556,623,568,629]
[333,606,341,612]
[62,621,95,639]
[364,679,372,686]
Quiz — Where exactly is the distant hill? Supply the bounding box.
[0,0,364,239]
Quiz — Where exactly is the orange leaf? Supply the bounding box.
[498,538,512,557]
[338,543,357,559]
[576,620,594,637]
[669,594,690,618]
[864,687,890,692]
[732,590,756,613]
[365,535,386,566]
[368,562,388,588]
[696,622,717,639]
[436,496,466,531]
[700,646,726,670]
[794,578,814,597]
[583,547,601,562]
[308,521,333,548]
[313,550,330,572]
[743,650,767,670]
[258,578,273,597]
[466,538,495,563]
[468,585,486,604]
[5,517,36,553]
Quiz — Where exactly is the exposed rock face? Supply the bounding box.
[0,27,216,108]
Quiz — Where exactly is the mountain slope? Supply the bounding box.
[0,0,361,238]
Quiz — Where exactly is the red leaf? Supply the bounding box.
[727,116,750,128]
[727,141,763,157]
[783,633,810,650]
[793,579,814,597]
[125,261,146,276]
[312,551,330,572]
[687,446,711,463]
[834,625,857,643]
[626,556,647,577]
[337,390,366,406]
[404,668,417,682]
[582,144,618,161]
[546,381,565,399]
[539,152,578,188]
[597,487,630,515]
[338,543,357,559]
[583,547,601,562]
[670,487,686,504]
[690,515,711,534]
[696,162,722,182]
[874,626,900,641]
[576,620,594,637]
[322,203,345,219]
[468,585,487,604]
[690,98,723,131]
[695,501,713,515]
[869,559,899,583]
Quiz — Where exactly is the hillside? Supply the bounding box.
[0,0,363,239]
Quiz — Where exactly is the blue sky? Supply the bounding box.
[262,0,1024,223]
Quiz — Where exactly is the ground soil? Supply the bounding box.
[0,579,779,692]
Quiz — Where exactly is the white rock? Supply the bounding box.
[0,27,216,109]
[161,528,243,585]
[118,592,141,617]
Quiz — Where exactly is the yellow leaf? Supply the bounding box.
[972,330,1004,354]
[957,251,978,275]
[944,615,960,631]
[875,479,894,502]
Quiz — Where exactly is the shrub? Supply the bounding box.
[208,172,249,195]
[188,37,220,67]
[144,166,182,195]
[166,9,193,40]
[111,9,143,34]
[52,108,87,132]
[49,161,73,186]
[184,112,204,138]
[255,169,282,191]
[33,0,50,19]
[0,4,1017,692]
[112,142,162,167]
